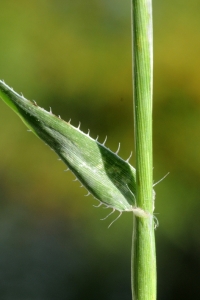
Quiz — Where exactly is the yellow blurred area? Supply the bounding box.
[0,0,200,299]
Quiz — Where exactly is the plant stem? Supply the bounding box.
[131,0,156,300]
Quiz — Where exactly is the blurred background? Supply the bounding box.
[0,0,200,299]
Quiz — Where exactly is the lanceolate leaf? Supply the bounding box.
[0,80,139,213]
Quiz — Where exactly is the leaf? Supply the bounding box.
[0,80,138,212]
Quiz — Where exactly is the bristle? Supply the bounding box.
[153,172,170,187]
[101,208,115,220]
[93,202,102,208]
[126,151,132,162]
[103,136,107,146]
[116,143,120,155]
[85,191,90,197]
[108,211,122,228]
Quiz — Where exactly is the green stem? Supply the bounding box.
[131,0,156,299]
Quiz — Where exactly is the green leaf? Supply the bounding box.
[0,80,138,213]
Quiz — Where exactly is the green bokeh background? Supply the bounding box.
[0,1,200,299]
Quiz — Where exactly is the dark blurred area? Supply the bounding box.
[0,0,200,299]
